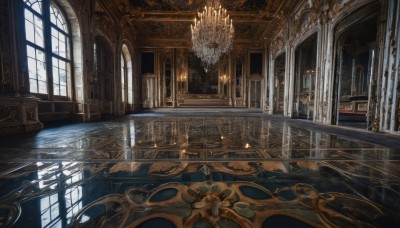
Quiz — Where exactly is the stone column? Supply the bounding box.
[378,0,399,132]
[228,53,233,106]
[262,47,268,112]
[268,50,274,114]
[172,48,177,107]
[316,18,333,124]
[286,44,295,117]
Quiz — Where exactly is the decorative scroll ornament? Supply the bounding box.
[191,0,234,66]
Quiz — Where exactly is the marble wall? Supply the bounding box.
[266,0,400,134]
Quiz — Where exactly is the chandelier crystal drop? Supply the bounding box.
[191,0,234,66]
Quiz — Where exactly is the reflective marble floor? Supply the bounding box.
[0,108,399,227]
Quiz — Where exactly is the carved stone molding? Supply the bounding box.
[334,1,377,35]
[232,49,246,60]
[329,0,357,20]
[291,2,319,40]
[0,105,19,123]
[0,97,42,134]
[94,11,117,43]
[271,32,286,58]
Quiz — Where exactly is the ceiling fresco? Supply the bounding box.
[130,0,274,11]
[124,0,299,48]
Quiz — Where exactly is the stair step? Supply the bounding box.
[180,99,229,106]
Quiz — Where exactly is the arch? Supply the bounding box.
[273,52,286,114]
[55,0,83,103]
[292,32,318,120]
[24,0,75,98]
[121,43,133,105]
[162,55,173,106]
[331,1,379,129]
[92,35,115,115]
[291,27,319,48]
[330,0,378,28]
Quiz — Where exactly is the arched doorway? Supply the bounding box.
[332,4,378,129]
[121,44,133,113]
[293,33,318,120]
[163,56,173,106]
[91,36,114,116]
[273,53,286,114]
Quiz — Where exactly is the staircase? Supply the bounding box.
[179,98,230,107]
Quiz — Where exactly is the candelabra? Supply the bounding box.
[191,0,234,66]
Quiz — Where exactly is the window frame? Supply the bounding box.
[23,0,72,101]
[121,53,127,103]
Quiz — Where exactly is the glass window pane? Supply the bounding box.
[60,70,66,86]
[61,61,67,71]
[41,206,50,227]
[25,9,33,23]
[37,60,46,81]
[34,16,44,47]
[50,194,58,205]
[27,45,35,58]
[60,42,66,58]
[36,49,45,63]
[31,1,42,14]
[52,28,59,55]
[30,79,38,93]
[25,20,35,43]
[35,14,43,29]
[53,84,59,96]
[65,37,69,59]
[40,196,50,211]
[50,4,68,33]
[53,67,59,84]
[59,35,66,58]
[52,57,58,68]
[38,80,47,94]
[51,27,58,38]
[27,57,37,79]
[25,0,43,15]
[60,85,67,96]
[50,203,59,220]
[50,7,57,25]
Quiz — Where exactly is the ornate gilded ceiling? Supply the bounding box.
[123,0,300,48]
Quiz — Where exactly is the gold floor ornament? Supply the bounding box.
[70,181,387,228]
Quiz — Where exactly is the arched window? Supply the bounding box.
[121,53,126,102]
[121,44,133,105]
[24,0,71,97]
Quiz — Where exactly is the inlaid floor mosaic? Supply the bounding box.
[0,109,399,227]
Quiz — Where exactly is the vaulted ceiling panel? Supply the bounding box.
[121,0,300,48]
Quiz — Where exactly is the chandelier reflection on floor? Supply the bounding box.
[191,0,234,66]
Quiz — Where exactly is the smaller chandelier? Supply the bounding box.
[191,1,234,66]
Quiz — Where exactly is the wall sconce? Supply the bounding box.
[219,75,229,84]
[179,74,187,81]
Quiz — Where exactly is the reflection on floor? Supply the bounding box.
[0,109,399,227]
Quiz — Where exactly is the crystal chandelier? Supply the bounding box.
[191,0,234,66]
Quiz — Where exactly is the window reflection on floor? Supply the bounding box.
[37,162,89,227]
[0,111,399,227]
